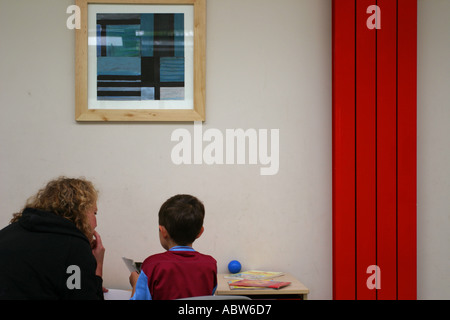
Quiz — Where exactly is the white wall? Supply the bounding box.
[0,0,448,300]
[417,0,450,300]
[0,0,333,299]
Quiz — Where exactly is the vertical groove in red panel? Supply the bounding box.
[332,0,356,300]
[397,0,417,300]
[376,0,398,300]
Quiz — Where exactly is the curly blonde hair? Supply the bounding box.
[11,177,98,241]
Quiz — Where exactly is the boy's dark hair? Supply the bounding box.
[158,194,205,246]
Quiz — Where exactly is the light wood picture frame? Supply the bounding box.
[75,0,206,122]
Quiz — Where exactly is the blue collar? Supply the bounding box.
[169,246,196,252]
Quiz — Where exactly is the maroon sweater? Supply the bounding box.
[131,246,217,300]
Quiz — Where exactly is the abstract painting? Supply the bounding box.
[96,13,186,101]
[75,0,206,122]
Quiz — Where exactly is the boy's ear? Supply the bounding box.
[196,226,204,239]
[159,225,169,238]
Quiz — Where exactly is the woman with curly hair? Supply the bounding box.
[0,177,106,299]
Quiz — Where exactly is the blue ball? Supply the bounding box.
[228,260,242,274]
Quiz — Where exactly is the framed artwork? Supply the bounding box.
[75,0,206,121]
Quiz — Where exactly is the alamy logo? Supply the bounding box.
[366,265,381,290]
[367,5,381,30]
[66,265,81,290]
[66,5,80,30]
[171,122,280,176]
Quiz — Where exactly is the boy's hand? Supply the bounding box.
[129,271,139,287]
[129,271,139,296]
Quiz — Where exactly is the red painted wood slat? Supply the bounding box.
[377,0,398,300]
[355,0,377,300]
[397,0,417,300]
[332,0,356,300]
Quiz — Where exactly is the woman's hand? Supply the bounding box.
[91,230,105,277]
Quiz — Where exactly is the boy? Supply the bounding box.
[129,194,217,300]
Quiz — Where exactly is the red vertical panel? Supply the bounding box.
[355,0,376,300]
[333,0,417,300]
[332,0,356,300]
[376,0,398,300]
[397,0,417,300]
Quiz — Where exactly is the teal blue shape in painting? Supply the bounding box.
[174,14,185,57]
[97,57,141,76]
[160,57,185,82]
[106,25,141,57]
[97,24,102,57]
[140,14,154,57]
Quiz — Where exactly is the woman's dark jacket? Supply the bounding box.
[0,208,103,299]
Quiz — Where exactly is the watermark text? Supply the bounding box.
[171,122,279,176]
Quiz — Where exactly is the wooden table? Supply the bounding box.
[215,273,309,300]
